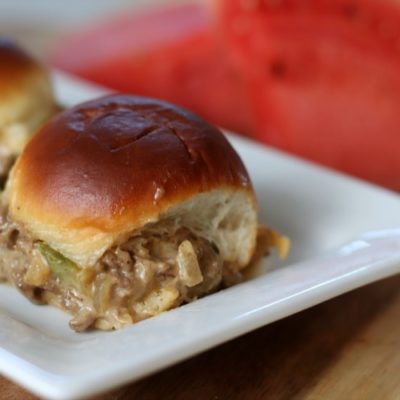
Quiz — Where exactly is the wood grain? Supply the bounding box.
[1,274,400,400]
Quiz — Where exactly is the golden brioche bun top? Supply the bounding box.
[0,38,57,154]
[7,95,255,266]
[0,38,40,88]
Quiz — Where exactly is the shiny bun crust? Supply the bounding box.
[7,95,256,266]
[0,37,51,102]
[0,38,40,88]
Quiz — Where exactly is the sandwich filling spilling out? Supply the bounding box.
[0,207,286,331]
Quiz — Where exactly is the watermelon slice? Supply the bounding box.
[217,0,400,190]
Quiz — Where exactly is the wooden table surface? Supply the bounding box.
[0,274,399,400]
[0,24,400,400]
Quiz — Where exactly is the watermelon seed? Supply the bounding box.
[340,3,360,20]
[240,0,259,12]
[264,0,281,8]
[269,60,287,78]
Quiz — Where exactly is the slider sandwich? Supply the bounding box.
[0,38,57,185]
[0,95,288,331]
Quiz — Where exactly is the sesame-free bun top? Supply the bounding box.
[0,38,56,154]
[7,95,258,267]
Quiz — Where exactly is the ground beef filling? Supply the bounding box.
[0,218,228,331]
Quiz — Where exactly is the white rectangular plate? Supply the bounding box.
[0,72,399,400]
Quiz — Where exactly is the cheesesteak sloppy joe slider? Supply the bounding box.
[1,95,288,331]
[0,38,57,184]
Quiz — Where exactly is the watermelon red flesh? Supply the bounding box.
[217,0,400,190]
[51,3,253,135]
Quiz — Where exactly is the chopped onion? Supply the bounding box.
[177,240,203,287]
